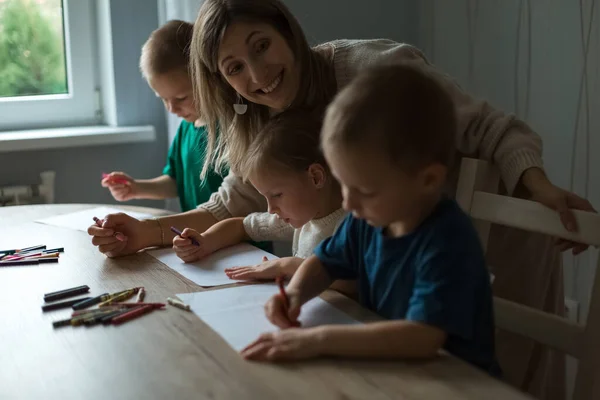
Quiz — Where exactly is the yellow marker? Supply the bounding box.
[167,297,191,311]
[98,288,138,307]
[23,252,60,259]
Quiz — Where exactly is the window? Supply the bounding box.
[0,0,98,131]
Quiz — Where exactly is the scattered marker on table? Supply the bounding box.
[42,297,93,312]
[167,297,191,312]
[169,226,200,246]
[0,259,42,267]
[72,307,120,317]
[108,302,165,309]
[101,308,132,325]
[43,247,64,254]
[72,293,111,310]
[1,258,59,266]
[48,287,165,329]
[0,245,46,255]
[0,244,62,265]
[53,308,123,328]
[44,285,90,303]
[97,287,141,307]
[112,304,155,325]
[23,252,60,260]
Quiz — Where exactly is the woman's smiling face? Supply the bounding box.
[217,21,299,112]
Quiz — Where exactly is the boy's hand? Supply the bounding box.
[264,290,301,329]
[102,172,137,201]
[224,256,288,281]
[240,327,324,361]
[173,228,216,262]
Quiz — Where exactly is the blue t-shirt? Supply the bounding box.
[314,198,499,375]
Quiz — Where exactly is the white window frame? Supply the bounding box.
[0,0,98,132]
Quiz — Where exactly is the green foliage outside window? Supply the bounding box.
[0,0,67,98]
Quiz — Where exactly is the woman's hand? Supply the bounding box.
[522,168,597,255]
[88,213,156,257]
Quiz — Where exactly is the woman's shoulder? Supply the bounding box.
[318,39,428,89]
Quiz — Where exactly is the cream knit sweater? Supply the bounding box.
[199,39,544,221]
[243,209,346,258]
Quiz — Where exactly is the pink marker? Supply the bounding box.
[101,173,130,185]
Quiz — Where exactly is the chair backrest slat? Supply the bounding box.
[456,158,599,400]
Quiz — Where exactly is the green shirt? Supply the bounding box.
[163,121,224,212]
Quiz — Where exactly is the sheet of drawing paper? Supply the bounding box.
[149,243,276,287]
[177,284,360,351]
[35,206,153,232]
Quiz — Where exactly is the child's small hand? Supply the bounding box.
[224,256,286,281]
[264,290,301,329]
[240,327,324,362]
[172,228,215,262]
[102,172,137,202]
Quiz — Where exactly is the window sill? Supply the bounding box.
[0,125,156,153]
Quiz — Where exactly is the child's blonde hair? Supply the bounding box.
[322,64,457,172]
[239,110,329,182]
[139,20,194,79]
[190,0,337,178]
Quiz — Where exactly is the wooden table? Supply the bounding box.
[0,204,532,400]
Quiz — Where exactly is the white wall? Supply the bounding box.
[418,0,599,323]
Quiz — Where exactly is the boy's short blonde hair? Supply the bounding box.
[322,64,457,172]
[239,110,328,182]
[139,20,194,79]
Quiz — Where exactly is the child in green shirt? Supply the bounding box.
[102,20,224,212]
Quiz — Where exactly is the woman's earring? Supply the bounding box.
[233,93,247,115]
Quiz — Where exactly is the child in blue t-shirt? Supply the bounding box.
[242,64,499,376]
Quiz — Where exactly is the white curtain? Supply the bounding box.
[158,0,202,24]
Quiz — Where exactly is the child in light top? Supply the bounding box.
[172,111,349,285]
[102,20,224,212]
[243,64,500,377]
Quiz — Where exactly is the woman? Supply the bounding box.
[88,1,594,397]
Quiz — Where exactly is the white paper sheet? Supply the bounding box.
[177,284,360,351]
[148,243,276,287]
[35,206,154,232]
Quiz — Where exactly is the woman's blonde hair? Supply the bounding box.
[190,0,337,177]
[239,109,328,182]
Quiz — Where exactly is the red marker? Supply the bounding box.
[102,173,130,185]
[276,276,300,327]
[112,304,155,325]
